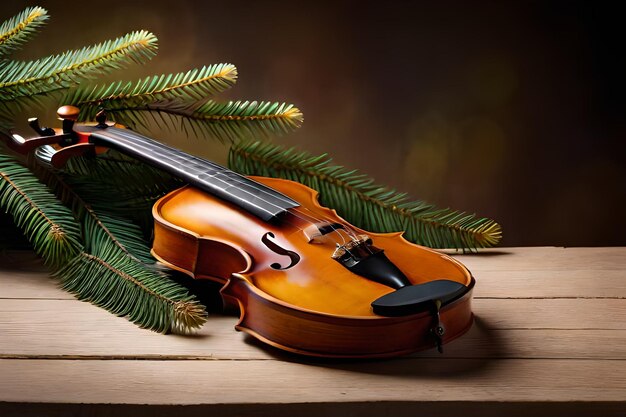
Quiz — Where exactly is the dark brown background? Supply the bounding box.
[2,0,625,247]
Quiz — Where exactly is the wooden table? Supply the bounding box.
[1,247,625,416]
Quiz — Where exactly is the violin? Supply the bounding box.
[9,106,475,358]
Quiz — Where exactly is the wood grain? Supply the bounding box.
[1,358,625,404]
[473,269,626,298]
[1,299,625,359]
[4,247,626,299]
[450,247,626,271]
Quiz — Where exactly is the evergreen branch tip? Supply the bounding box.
[0,6,49,56]
[229,141,501,251]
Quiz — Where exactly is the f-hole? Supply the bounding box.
[261,232,301,270]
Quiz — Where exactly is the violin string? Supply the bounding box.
[93,130,290,212]
[104,129,296,207]
[96,129,360,247]
[99,129,327,225]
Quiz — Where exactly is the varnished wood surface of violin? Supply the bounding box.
[152,177,474,357]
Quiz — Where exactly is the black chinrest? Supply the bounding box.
[372,279,468,317]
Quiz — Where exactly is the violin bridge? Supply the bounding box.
[330,235,373,259]
[303,221,346,243]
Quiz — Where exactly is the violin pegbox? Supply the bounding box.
[8,105,112,168]
[9,106,78,153]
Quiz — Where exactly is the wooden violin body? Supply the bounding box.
[152,178,474,358]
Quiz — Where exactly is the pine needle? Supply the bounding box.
[39,148,183,231]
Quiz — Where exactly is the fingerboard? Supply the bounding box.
[89,127,299,221]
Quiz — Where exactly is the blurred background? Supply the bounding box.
[1,0,625,247]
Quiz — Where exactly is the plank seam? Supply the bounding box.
[2,355,626,361]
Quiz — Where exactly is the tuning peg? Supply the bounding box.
[28,118,56,136]
[57,105,80,134]
[95,108,108,128]
[57,105,80,121]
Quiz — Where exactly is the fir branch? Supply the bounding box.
[0,153,82,266]
[32,162,208,333]
[57,149,182,230]
[64,64,239,121]
[58,249,207,333]
[58,148,181,195]
[34,145,181,235]
[229,141,502,251]
[33,162,156,263]
[85,208,155,264]
[0,6,48,57]
[103,100,303,142]
[0,30,158,101]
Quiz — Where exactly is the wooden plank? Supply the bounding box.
[11,268,625,301]
[0,251,71,300]
[0,300,269,360]
[3,248,626,300]
[452,246,626,272]
[5,247,625,274]
[1,358,625,405]
[1,298,625,359]
[0,270,71,300]
[473,269,626,298]
[0,247,625,416]
[473,298,626,329]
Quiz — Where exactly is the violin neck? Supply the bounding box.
[88,127,299,221]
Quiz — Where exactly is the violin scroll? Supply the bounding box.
[6,106,108,167]
[8,105,82,154]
